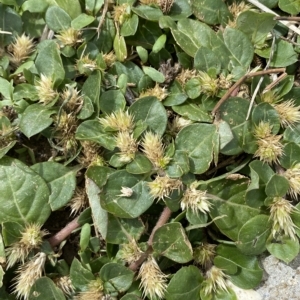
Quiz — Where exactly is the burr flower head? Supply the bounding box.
[283,163,300,199]
[139,83,168,101]
[118,239,144,264]
[202,266,229,296]
[56,28,81,47]
[273,100,300,128]
[138,255,168,300]
[99,110,135,132]
[198,71,219,96]
[193,243,216,269]
[115,131,138,162]
[54,276,75,296]
[36,74,58,105]
[269,197,298,240]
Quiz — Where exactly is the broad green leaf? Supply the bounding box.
[29,277,66,300]
[75,120,116,150]
[13,83,38,101]
[120,14,139,36]
[100,263,134,293]
[163,81,187,106]
[194,47,221,74]
[152,222,193,263]
[132,5,163,21]
[236,11,276,46]
[265,174,290,197]
[101,170,153,218]
[175,123,217,174]
[168,0,192,20]
[22,11,46,38]
[86,166,115,188]
[129,97,167,136]
[0,77,13,100]
[267,237,299,263]
[2,221,23,245]
[45,6,71,31]
[237,215,271,255]
[35,40,65,84]
[100,90,126,114]
[70,258,95,291]
[0,157,51,224]
[208,178,260,241]
[31,162,77,211]
[81,70,101,116]
[22,0,49,13]
[190,0,231,25]
[172,100,211,122]
[106,214,144,244]
[126,153,152,174]
[280,142,300,169]
[53,0,82,19]
[165,150,190,178]
[279,0,300,14]
[215,244,263,289]
[166,266,203,300]
[114,34,127,62]
[71,13,95,30]
[19,104,55,138]
[142,66,165,83]
[86,178,108,239]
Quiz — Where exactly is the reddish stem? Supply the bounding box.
[48,217,80,248]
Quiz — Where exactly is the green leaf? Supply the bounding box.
[142,66,165,83]
[0,77,13,100]
[129,96,167,136]
[267,237,299,263]
[86,166,114,188]
[101,170,153,218]
[165,150,190,178]
[31,162,77,211]
[132,5,163,21]
[215,244,263,289]
[22,0,49,13]
[136,46,148,64]
[29,277,66,300]
[19,104,55,138]
[208,178,260,241]
[194,47,221,74]
[71,13,95,30]
[86,178,108,239]
[280,142,300,169]
[79,223,91,252]
[152,34,166,53]
[236,11,276,46]
[13,83,38,101]
[35,40,65,84]
[265,174,290,197]
[100,263,134,293]
[54,0,82,19]
[237,215,271,255]
[152,222,193,263]
[166,266,203,300]
[190,0,231,25]
[175,123,217,174]
[75,120,116,150]
[100,90,126,114]
[2,221,23,245]
[126,153,152,174]
[0,157,51,224]
[279,0,300,14]
[168,0,192,20]
[120,14,139,36]
[106,214,144,244]
[70,258,95,291]
[114,34,127,62]
[45,6,71,31]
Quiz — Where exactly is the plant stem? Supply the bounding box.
[96,0,109,38]
[48,217,80,248]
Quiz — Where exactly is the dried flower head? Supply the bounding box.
[76,55,98,74]
[283,163,300,199]
[202,266,229,296]
[140,0,158,4]
[229,1,253,19]
[260,90,279,104]
[118,239,144,264]
[138,255,168,300]
[69,187,88,216]
[139,83,168,101]
[13,252,46,300]
[168,116,193,135]
[273,100,300,128]
[103,51,117,68]
[118,186,133,197]
[148,175,182,200]
[78,141,104,167]
[60,86,83,114]
[176,68,197,86]
[54,276,75,296]
[6,223,48,268]
[269,197,298,240]
[253,121,273,139]
[8,34,35,66]
[113,3,131,25]
[254,135,283,164]
[141,131,171,169]
[54,111,78,139]
[198,71,219,96]
[159,0,174,13]
[115,131,138,162]
[218,74,234,89]
[99,110,135,132]
[74,277,104,300]
[193,243,216,269]
[181,183,211,214]
[56,28,82,47]
[36,74,58,105]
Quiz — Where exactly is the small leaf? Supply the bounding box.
[265,174,290,197]
[165,150,190,178]
[280,142,300,169]
[126,153,153,174]
[70,258,95,291]
[136,46,148,64]
[152,34,166,53]
[79,223,91,252]
[132,5,163,21]
[19,104,55,138]
[114,34,127,62]
[100,90,126,114]
[45,6,72,32]
[120,14,139,36]
[152,222,193,263]
[142,66,165,83]
[279,0,300,14]
[71,13,95,30]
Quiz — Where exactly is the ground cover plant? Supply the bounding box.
[1,0,300,299]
